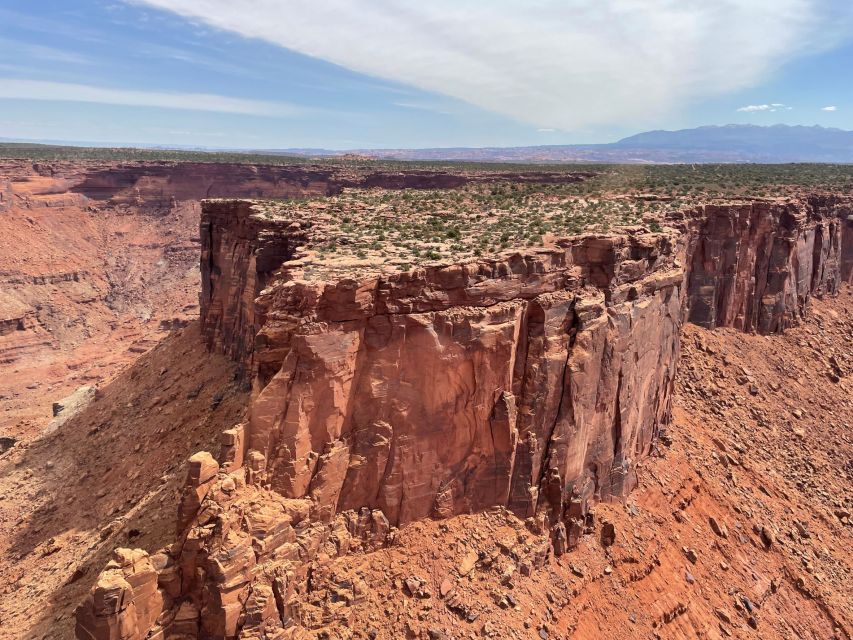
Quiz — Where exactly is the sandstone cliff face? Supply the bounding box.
[0,176,12,212]
[71,163,340,206]
[202,204,684,527]
[681,197,851,332]
[842,209,853,285]
[75,194,852,640]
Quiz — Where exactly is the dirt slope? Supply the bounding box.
[0,167,201,437]
[0,323,248,639]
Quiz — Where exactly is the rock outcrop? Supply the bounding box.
[681,196,852,332]
[842,209,853,285]
[75,194,852,639]
[0,175,12,212]
[201,201,685,524]
[68,162,590,208]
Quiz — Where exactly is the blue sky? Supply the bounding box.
[0,0,852,149]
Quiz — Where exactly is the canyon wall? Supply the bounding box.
[4,159,587,430]
[75,195,853,640]
[842,208,853,285]
[0,175,12,212]
[196,196,852,530]
[68,162,590,207]
[245,235,683,525]
[680,196,853,333]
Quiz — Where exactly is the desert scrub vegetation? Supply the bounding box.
[4,142,852,198]
[254,183,675,279]
[250,160,853,280]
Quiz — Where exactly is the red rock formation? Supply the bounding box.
[842,210,853,285]
[0,175,12,212]
[75,194,852,639]
[680,197,851,332]
[200,201,684,526]
[67,162,589,207]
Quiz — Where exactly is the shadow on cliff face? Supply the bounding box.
[68,161,595,205]
[0,322,248,639]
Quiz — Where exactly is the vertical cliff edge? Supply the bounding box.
[75,194,852,640]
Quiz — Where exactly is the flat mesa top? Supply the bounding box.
[230,185,678,280]
[204,161,844,282]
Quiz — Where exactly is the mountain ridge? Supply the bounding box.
[2,124,852,164]
[332,124,853,163]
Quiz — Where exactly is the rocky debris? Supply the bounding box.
[759,526,775,549]
[0,435,16,455]
[45,385,97,434]
[600,521,616,547]
[402,576,431,599]
[458,550,480,577]
[709,516,728,539]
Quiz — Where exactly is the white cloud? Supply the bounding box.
[822,105,838,111]
[0,78,301,116]
[130,0,851,130]
[737,103,792,112]
[738,104,774,112]
[393,101,453,115]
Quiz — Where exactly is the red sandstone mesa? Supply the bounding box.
[75,194,853,639]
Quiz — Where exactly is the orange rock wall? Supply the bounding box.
[200,203,685,527]
[74,194,853,640]
[200,196,853,530]
[682,197,852,332]
[842,210,853,285]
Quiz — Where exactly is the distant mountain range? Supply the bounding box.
[283,125,853,164]
[3,124,852,164]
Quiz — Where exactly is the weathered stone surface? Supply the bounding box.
[680,197,851,333]
[177,451,220,533]
[77,194,852,640]
[74,549,163,640]
[842,212,853,285]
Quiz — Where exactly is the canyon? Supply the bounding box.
[0,161,587,438]
[0,161,851,640]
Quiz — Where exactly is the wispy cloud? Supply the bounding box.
[131,0,852,130]
[737,103,792,112]
[822,105,838,111]
[0,79,302,116]
[0,37,94,66]
[393,101,453,116]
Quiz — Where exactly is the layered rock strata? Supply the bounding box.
[76,195,852,639]
[0,160,586,208]
[681,196,853,332]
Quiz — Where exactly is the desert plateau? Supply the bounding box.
[0,154,850,640]
[2,2,853,639]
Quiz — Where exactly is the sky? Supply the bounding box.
[0,0,852,149]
